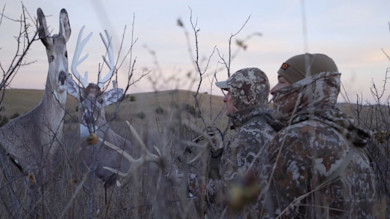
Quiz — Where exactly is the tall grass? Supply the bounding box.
[0,6,389,219]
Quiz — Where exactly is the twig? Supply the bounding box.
[59,173,89,218]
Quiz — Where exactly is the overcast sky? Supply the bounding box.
[1,0,390,103]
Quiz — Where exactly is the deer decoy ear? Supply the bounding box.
[37,8,53,49]
[59,9,71,42]
[104,88,123,106]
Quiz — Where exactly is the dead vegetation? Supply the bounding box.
[0,4,389,219]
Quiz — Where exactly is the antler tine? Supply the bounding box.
[71,25,92,88]
[102,140,162,187]
[101,121,163,186]
[98,30,115,88]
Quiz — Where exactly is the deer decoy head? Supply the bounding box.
[67,26,123,138]
[37,8,71,99]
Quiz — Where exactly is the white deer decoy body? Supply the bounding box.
[68,26,163,189]
[0,8,71,180]
[68,26,131,188]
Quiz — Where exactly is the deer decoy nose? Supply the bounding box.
[59,71,67,85]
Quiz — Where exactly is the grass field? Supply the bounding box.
[0,89,229,218]
[0,88,388,218]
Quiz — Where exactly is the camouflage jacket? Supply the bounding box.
[206,68,278,217]
[206,106,277,217]
[221,106,276,182]
[221,67,279,180]
[260,72,377,218]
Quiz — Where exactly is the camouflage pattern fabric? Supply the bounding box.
[259,71,378,218]
[227,68,270,111]
[206,68,278,217]
[220,107,276,183]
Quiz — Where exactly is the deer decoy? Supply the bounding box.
[67,27,164,203]
[67,26,133,189]
[0,8,71,182]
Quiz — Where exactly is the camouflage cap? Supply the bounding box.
[278,53,338,83]
[216,68,270,110]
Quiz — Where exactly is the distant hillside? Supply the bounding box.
[1,88,372,123]
[0,88,224,121]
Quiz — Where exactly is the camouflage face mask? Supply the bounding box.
[273,72,341,123]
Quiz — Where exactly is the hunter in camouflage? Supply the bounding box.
[260,53,378,218]
[205,67,279,217]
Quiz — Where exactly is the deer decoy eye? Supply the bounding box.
[65,51,68,58]
[50,55,55,62]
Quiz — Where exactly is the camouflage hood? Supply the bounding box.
[273,71,371,147]
[221,68,271,127]
[217,68,270,111]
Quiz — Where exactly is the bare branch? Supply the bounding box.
[119,14,142,97]
[0,4,39,105]
[0,4,6,26]
[218,15,251,78]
